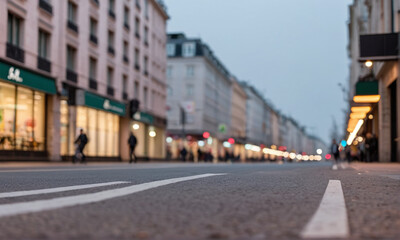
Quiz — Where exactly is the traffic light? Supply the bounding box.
[129,99,140,117]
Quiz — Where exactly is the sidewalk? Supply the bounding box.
[351,162,400,180]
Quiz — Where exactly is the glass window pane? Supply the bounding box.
[113,115,119,156]
[87,108,97,156]
[97,110,106,156]
[106,113,113,156]
[15,87,33,151]
[7,13,13,44]
[0,82,16,150]
[76,106,88,154]
[60,100,69,155]
[33,91,45,151]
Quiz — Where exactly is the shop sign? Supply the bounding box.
[84,91,126,116]
[218,123,227,133]
[133,111,154,124]
[355,81,378,95]
[0,60,56,94]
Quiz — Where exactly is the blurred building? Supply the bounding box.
[347,0,400,162]
[230,76,247,161]
[0,0,168,161]
[166,33,232,161]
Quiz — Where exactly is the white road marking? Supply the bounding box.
[301,180,349,239]
[0,173,226,218]
[0,181,130,198]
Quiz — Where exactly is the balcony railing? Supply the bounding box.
[107,86,114,96]
[6,43,24,63]
[39,0,53,15]
[90,34,98,45]
[67,20,78,33]
[37,56,51,72]
[66,69,77,83]
[89,78,97,90]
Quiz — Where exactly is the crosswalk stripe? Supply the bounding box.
[0,181,130,198]
[0,173,226,218]
[301,180,349,239]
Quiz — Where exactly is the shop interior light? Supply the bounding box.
[351,106,371,113]
[347,120,364,145]
[350,112,367,119]
[365,60,373,68]
[353,95,380,103]
[132,124,140,130]
[166,137,173,143]
[316,149,322,155]
[198,140,205,147]
[368,114,374,119]
[149,130,156,137]
[223,141,231,148]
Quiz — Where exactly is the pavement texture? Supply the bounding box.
[0,162,398,240]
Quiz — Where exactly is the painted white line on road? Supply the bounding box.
[0,173,226,218]
[0,181,130,198]
[301,180,349,239]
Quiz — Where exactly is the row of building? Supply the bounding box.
[347,0,400,162]
[0,0,326,162]
[165,33,327,162]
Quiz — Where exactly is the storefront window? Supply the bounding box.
[60,100,69,155]
[0,81,46,151]
[87,108,97,156]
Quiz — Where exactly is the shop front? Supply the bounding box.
[60,90,126,161]
[0,60,56,160]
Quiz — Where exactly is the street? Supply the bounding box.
[0,162,399,240]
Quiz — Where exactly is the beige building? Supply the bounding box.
[0,0,168,161]
[230,76,247,161]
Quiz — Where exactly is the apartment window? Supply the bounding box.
[134,81,139,98]
[38,30,50,59]
[186,66,194,77]
[66,45,76,71]
[186,85,194,96]
[107,67,113,86]
[124,7,130,29]
[144,27,148,45]
[90,18,97,37]
[135,18,140,37]
[122,75,128,99]
[143,87,148,109]
[68,1,77,24]
[108,30,114,54]
[144,0,149,18]
[108,0,115,18]
[167,87,173,96]
[123,41,129,62]
[7,13,22,47]
[134,48,140,69]
[166,44,175,57]
[89,57,97,79]
[182,42,196,57]
[143,56,148,75]
[166,66,172,78]
[136,0,140,9]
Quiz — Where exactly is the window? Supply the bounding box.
[124,7,129,28]
[107,67,113,86]
[144,27,148,44]
[136,0,140,8]
[89,57,97,79]
[135,18,140,37]
[108,30,114,48]
[166,44,175,56]
[186,85,194,96]
[122,75,128,91]
[134,48,140,67]
[7,13,22,47]
[38,30,50,59]
[182,42,196,57]
[134,81,139,98]
[167,86,173,96]
[109,0,115,14]
[143,87,148,109]
[186,65,194,77]
[66,45,76,71]
[144,56,148,74]
[166,66,172,78]
[68,1,77,24]
[123,41,129,61]
[144,0,149,17]
[90,18,97,37]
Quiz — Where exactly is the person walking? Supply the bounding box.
[74,128,88,163]
[180,147,187,162]
[128,132,137,163]
[331,139,340,170]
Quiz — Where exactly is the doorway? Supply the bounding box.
[389,80,398,162]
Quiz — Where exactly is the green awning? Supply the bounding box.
[0,60,56,94]
[84,91,126,116]
[133,111,154,124]
[355,81,378,96]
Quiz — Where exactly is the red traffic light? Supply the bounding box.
[228,138,235,144]
[325,154,332,160]
[203,132,210,139]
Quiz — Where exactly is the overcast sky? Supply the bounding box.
[164,0,353,144]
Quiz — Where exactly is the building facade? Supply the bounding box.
[0,0,168,161]
[230,76,247,161]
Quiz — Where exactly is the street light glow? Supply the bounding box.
[132,124,140,130]
[365,60,373,68]
[316,149,322,154]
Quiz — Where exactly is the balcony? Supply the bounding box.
[67,20,79,33]
[37,56,51,73]
[108,46,115,56]
[109,10,115,19]
[66,69,77,83]
[123,55,129,63]
[123,92,128,100]
[89,78,97,90]
[39,0,53,15]
[90,34,98,45]
[107,86,114,96]
[6,43,24,63]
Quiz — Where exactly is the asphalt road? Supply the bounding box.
[0,162,399,240]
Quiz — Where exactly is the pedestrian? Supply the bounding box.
[128,132,137,163]
[73,128,88,164]
[180,147,187,162]
[330,139,340,170]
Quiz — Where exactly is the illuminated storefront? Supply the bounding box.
[0,60,56,159]
[60,90,125,159]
